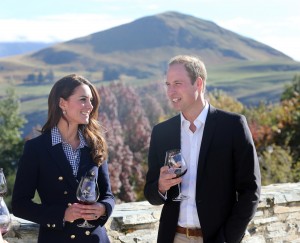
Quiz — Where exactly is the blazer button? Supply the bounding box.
[52,224,56,228]
[85,231,90,235]
[47,224,50,227]
[58,176,63,181]
[70,235,76,239]
[64,191,68,195]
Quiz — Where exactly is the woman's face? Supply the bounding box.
[59,84,94,125]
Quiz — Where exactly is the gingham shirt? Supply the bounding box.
[51,126,88,176]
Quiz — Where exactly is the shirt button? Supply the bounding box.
[70,235,76,239]
[68,203,72,207]
[85,231,90,235]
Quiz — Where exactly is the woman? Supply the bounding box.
[12,74,115,243]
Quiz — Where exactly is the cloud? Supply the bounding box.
[215,16,300,61]
[0,14,132,42]
[258,36,300,61]
[0,10,299,61]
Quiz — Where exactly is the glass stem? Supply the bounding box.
[178,184,181,196]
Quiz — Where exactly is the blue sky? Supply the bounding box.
[1,0,299,60]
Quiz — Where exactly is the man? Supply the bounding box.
[144,55,261,243]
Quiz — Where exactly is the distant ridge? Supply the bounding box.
[0,42,54,57]
[10,11,290,79]
[0,11,299,105]
[69,11,291,60]
[1,11,300,133]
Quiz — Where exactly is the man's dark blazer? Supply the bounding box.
[12,130,115,243]
[144,105,261,243]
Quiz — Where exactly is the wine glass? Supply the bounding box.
[0,168,7,197]
[165,149,189,201]
[0,198,11,237]
[76,171,99,228]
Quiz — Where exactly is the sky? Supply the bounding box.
[1,0,300,61]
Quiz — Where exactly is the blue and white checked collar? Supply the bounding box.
[51,126,88,148]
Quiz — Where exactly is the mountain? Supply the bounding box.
[1,11,300,137]
[0,42,54,57]
[0,11,299,105]
[1,11,295,81]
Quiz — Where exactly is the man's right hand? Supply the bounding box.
[158,166,182,194]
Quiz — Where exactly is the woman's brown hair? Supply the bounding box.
[41,74,107,166]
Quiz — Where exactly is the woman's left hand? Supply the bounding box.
[77,202,106,220]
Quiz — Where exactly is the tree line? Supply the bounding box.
[1,75,299,206]
[23,70,55,84]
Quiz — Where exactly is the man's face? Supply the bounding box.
[165,63,201,115]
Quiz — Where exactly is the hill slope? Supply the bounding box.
[0,11,299,103]
[23,11,293,77]
[1,11,300,136]
[69,11,291,60]
[0,42,54,57]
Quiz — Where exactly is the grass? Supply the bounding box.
[206,61,300,104]
[1,58,300,137]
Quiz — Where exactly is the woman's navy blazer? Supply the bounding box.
[12,130,115,243]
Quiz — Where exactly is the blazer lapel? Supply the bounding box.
[44,132,79,190]
[171,115,181,150]
[77,146,94,180]
[171,115,181,198]
[197,105,218,183]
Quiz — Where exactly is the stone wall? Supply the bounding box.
[4,183,300,242]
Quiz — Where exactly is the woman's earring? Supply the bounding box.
[63,110,66,115]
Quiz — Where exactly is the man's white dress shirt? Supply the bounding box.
[178,102,209,228]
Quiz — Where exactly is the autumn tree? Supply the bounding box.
[137,82,175,118]
[141,94,165,127]
[259,145,294,185]
[244,75,300,184]
[109,83,152,200]
[206,89,244,114]
[98,85,138,202]
[281,74,300,101]
[109,83,151,153]
[99,112,136,202]
[0,88,26,174]
[0,88,26,208]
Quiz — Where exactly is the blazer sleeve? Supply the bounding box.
[144,125,166,205]
[224,115,261,243]
[12,140,67,229]
[12,139,115,230]
[93,160,115,226]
